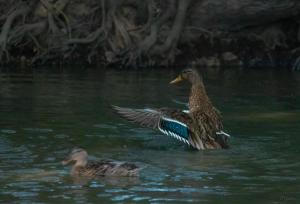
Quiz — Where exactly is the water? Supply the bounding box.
[0,67,300,203]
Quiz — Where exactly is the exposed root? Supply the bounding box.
[40,0,71,37]
[8,21,47,45]
[154,0,191,52]
[0,6,29,60]
[67,0,106,45]
[120,0,189,67]
[0,0,200,66]
[120,3,159,66]
[292,55,300,71]
[151,0,191,64]
[259,25,287,50]
[0,0,298,68]
[67,27,105,45]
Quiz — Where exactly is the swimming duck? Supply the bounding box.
[113,68,230,150]
[62,148,140,177]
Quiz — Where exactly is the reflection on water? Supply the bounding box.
[0,67,300,203]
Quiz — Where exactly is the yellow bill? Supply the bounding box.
[170,75,183,84]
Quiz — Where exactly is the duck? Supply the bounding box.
[62,148,140,177]
[113,68,230,150]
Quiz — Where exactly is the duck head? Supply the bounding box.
[62,148,88,167]
[170,68,202,85]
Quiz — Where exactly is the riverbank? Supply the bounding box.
[1,1,300,70]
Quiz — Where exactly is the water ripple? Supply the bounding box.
[0,129,16,134]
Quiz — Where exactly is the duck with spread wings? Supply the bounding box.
[113,68,230,150]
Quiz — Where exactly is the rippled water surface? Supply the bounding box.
[0,67,300,203]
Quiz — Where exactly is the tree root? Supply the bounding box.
[0,6,30,60]
[67,27,105,45]
[292,54,300,71]
[67,0,106,45]
[119,0,179,67]
[151,0,191,64]
[258,25,287,50]
[40,0,71,37]
[1,0,298,68]
[0,0,193,66]
[8,21,47,46]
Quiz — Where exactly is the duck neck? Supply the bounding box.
[74,159,87,168]
[189,80,212,112]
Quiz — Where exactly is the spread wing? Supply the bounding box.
[112,106,193,146]
[112,106,162,129]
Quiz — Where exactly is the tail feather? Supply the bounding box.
[215,131,230,148]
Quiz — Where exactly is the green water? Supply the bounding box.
[0,67,300,203]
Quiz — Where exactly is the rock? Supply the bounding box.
[105,51,115,63]
[193,56,221,68]
[206,56,221,68]
[222,52,238,61]
[221,52,243,67]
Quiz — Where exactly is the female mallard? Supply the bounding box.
[62,148,140,177]
[113,68,230,150]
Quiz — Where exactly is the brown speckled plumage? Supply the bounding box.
[113,68,229,150]
[62,148,140,177]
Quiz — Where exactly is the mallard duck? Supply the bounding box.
[113,68,230,150]
[62,148,140,177]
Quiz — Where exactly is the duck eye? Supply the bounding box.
[182,69,192,75]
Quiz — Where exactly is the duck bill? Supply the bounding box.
[62,158,73,165]
[170,75,183,84]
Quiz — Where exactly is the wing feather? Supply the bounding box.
[113,106,193,146]
[112,106,161,128]
[113,106,230,149]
